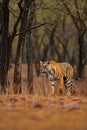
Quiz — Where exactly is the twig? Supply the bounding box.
[15,22,62,37]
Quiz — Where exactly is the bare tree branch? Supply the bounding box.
[61,0,80,31]
[10,0,23,42]
[55,34,70,61]
[15,22,62,37]
[74,0,86,30]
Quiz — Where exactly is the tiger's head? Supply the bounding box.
[40,60,58,80]
[40,60,57,72]
[40,61,50,73]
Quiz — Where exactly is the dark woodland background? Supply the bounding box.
[0,0,87,95]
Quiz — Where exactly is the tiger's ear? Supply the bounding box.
[40,61,43,65]
[47,61,50,64]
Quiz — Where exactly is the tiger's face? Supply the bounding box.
[40,61,56,80]
[40,61,50,73]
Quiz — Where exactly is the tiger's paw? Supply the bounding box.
[59,89,63,96]
[50,89,55,96]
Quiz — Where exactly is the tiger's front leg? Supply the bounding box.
[48,79,64,96]
[58,77,64,95]
[48,80,54,96]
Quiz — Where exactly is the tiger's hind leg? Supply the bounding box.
[63,77,73,96]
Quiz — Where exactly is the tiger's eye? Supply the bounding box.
[43,65,47,68]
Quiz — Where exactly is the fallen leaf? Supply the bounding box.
[30,101,42,108]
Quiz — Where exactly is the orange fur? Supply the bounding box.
[40,60,64,95]
[49,60,64,94]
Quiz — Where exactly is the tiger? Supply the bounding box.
[40,60,74,96]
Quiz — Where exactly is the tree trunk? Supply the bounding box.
[0,0,9,94]
[77,31,85,79]
[0,7,2,84]
[7,0,23,73]
[26,0,36,93]
[13,0,30,94]
[41,25,57,61]
[26,32,34,93]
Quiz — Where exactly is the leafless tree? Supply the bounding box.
[26,0,36,94]
[60,0,87,78]
[13,0,32,94]
[0,0,9,94]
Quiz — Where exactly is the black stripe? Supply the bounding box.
[64,78,72,89]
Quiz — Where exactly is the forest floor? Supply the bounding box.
[0,64,87,130]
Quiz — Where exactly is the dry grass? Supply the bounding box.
[7,64,87,96]
[0,94,87,130]
[0,64,87,130]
